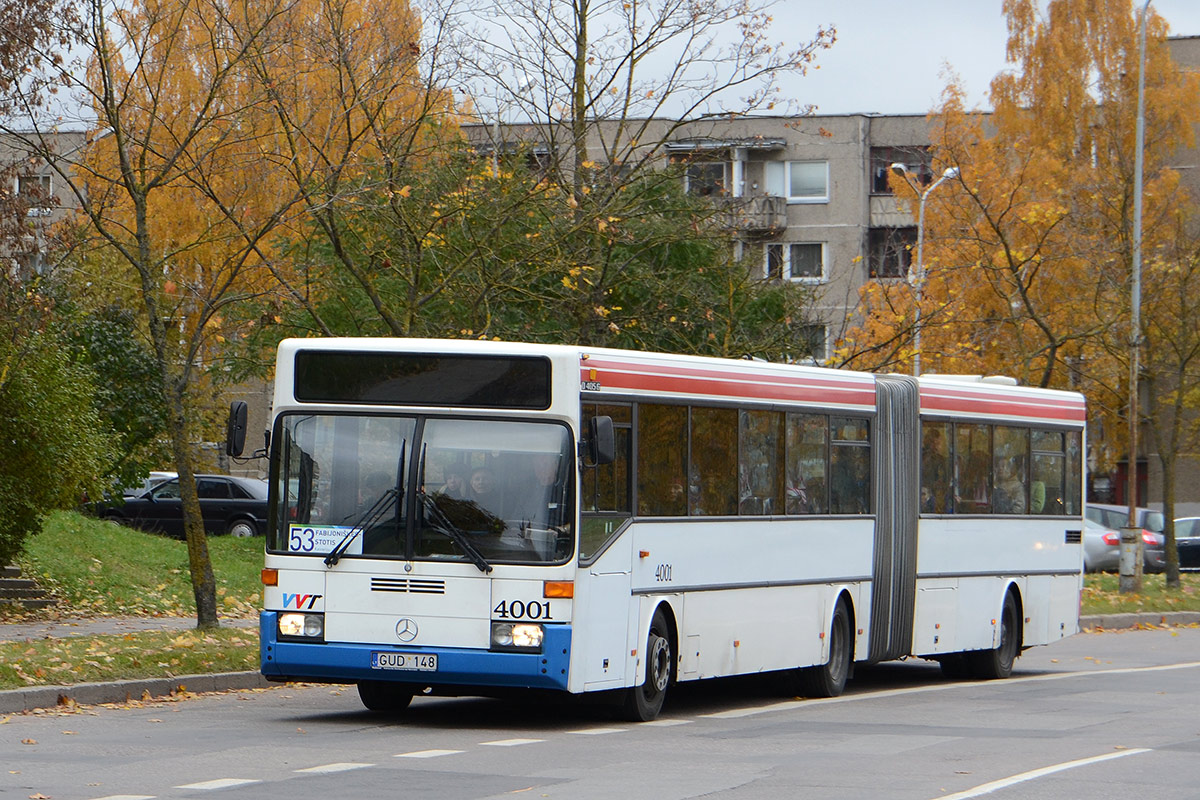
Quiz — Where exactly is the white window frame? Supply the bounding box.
[763,160,830,204]
[785,160,828,203]
[764,242,826,283]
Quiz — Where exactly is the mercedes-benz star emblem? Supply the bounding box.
[395,618,418,642]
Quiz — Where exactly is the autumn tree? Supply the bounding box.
[223,0,462,344]
[437,0,836,346]
[1136,210,1200,586]
[240,145,816,360]
[839,0,1200,586]
[0,0,311,627]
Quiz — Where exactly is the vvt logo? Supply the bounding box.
[282,592,323,610]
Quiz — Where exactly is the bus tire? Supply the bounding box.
[620,608,673,722]
[798,598,852,698]
[357,680,414,713]
[968,591,1020,680]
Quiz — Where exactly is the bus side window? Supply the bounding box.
[921,422,953,513]
[785,413,828,514]
[830,417,870,514]
[1031,429,1067,515]
[636,404,687,516]
[955,424,991,513]
[581,403,632,560]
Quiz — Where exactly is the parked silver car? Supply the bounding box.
[1083,518,1121,573]
[1085,503,1165,573]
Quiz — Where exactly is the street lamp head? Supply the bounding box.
[890,162,909,178]
[943,166,960,180]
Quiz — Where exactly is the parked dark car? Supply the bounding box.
[1175,517,1200,571]
[1085,503,1165,573]
[97,474,268,538]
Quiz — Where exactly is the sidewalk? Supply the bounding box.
[1,612,1198,714]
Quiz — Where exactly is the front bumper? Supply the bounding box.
[259,611,572,691]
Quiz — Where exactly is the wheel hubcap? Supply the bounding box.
[648,634,670,692]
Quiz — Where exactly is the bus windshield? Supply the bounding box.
[272,414,574,566]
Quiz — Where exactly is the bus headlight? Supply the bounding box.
[279,612,324,640]
[491,622,544,651]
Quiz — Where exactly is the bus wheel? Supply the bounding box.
[357,680,414,713]
[620,609,673,722]
[969,592,1020,680]
[798,599,852,698]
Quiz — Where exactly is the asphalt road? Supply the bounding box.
[4,625,1200,800]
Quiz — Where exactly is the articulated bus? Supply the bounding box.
[234,338,1086,721]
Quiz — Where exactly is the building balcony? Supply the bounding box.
[718,195,787,236]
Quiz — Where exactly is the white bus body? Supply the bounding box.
[256,338,1085,719]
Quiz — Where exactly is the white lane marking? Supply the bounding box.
[932,748,1152,799]
[567,727,627,735]
[295,762,375,773]
[480,738,545,746]
[92,796,156,800]
[701,660,1200,719]
[642,719,693,727]
[395,749,464,758]
[174,779,261,790]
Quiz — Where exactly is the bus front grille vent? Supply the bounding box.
[1064,529,1082,544]
[371,577,447,595]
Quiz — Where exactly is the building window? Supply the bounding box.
[765,242,825,282]
[18,174,51,197]
[763,160,829,203]
[684,160,726,197]
[18,175,53,216]
[797,324,828,362]
[787,161,827,202]
[868,227,916,278]
[870,146,932,194]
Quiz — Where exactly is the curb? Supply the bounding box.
[0,671,274,714]
[1079,611,1200,630]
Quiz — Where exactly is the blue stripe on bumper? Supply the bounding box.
[260,611,572,691]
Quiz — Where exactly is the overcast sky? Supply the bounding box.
[777,0,1200,116]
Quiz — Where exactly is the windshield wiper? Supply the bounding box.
[422,490,493,574]
[325,487,398,567]
[326,441,407,567]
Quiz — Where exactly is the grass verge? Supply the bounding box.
[1081,571,1200,616]
[2,511,263,691]
[11,510,262,618]
[0,628,258,691]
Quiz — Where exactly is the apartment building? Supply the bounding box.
[472,113,938,363]
[0,130,85,281]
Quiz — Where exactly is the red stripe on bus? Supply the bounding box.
[581,360,875,394]
[582,364,876,407]
[921,393,1086,422]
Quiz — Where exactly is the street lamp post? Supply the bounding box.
[1120,0,1152,594]
[890,163,960,376]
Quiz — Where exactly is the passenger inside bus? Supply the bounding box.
[509,453,566,529]
[469,467,500,509]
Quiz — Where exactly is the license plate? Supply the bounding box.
[370,651,437,672]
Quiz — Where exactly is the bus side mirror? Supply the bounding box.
[587,415,615,467]
[226,401,248,457]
